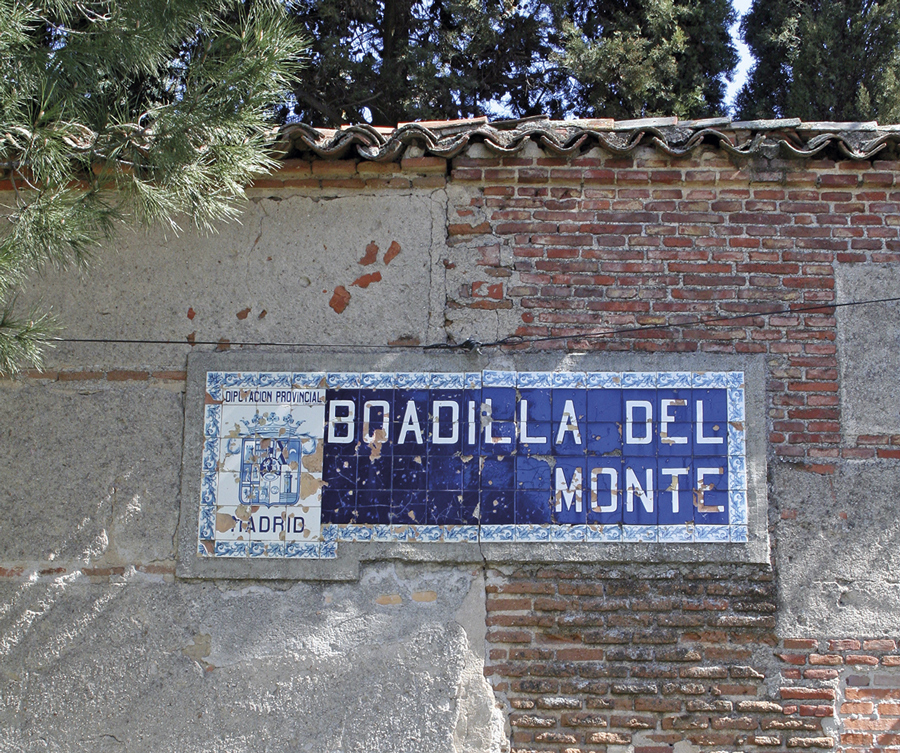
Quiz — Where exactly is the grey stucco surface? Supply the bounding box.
[19,190,450,372]
[0,565,504,753]
[773,460,900,636]
[0,379,183,568]
[836,264,900,438]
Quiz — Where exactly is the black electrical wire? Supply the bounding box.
[54,295,900,352]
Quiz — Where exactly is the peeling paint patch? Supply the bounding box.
[412,590,437,603]
[352,272,382,288]
[187,307,196,320]
[236,308,251,320]
[376,594,402,605]
[186,332,196,346]
[329,286,351,313]
[360,242,379,265]
[384,241,401,264]
[215,339,230,351]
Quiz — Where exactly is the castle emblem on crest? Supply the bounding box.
[239,437,302,506]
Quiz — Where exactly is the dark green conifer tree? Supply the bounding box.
[736,0,900,122]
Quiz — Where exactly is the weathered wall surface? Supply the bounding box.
[4,138,900,752]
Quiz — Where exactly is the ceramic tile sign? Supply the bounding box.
[199,370,748,559]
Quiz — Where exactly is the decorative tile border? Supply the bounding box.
[197,369,747,559]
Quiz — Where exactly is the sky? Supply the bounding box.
[725,0,754,112]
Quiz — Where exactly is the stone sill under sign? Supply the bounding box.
[176,351,769,581]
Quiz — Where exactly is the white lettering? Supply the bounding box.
[660,467,689,513]
[589,467,618,513]
[432,400,459,444]
[483,399,511,444]
[327,399,355,444]
[555,399,582,445]
[660,399,687,444]
[555,466,583,513]
[696,401,724,445]
[398,400,424,445]
[519,399,548,444]
[362,400,390,443]
[625,467,654,513]
[625,400,653,444]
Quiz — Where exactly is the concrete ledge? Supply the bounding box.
[176,350,769,580]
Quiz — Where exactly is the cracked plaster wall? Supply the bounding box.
[2,186,507,752]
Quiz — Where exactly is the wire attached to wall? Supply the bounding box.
[55,295,900,353]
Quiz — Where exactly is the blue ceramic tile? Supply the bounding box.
[585,372,620,389]
[623,397,655,455]
[586,462,623,525]
[465,372,482,390]
[480,421,517,455]
[371,524,395,542]
[519,388,552,421]
[621,525,658,543]
[480,490,515,525]
[323,454,357,490]
[621,372,657,389]
[483,370,516,388]
[428,413,462,454]
[356,456,393,491]
[392,456,428,490]
[728,387,746,422]
[321,489,357,524]
[248,541,267,557]
[585,422,621,455]
[518,419,552,455]
[204,404,222,437]
[696,463,728,492]
[393,390,429,453]
[729,490,748,525]
[480,525,515,542]
[516,524,551,542]
[320,523,338,543]
[694,525,729,543]
[392,489,428,524]
[726,371,745,389]
[293,372,327,389]
[390,525,413,541]
[396,372,430,389]
[657,463,693,525]
[215,541,249,557]
[200,472,218,507]
[355,491,391,522]
[552,459,586,524]
[198,506,215,540]
[259,372,292,390]
[549,525,585,542]
[516,490,553,524]
[430,372,464,389]
[430,490,478,525]
[416,525,443,542]
[462,393,483,452]
[586,388,621,423]
[320,541,338,558]
[482,456,516,490]
[202,438,219,473]
[693,371,728,389]
[359,372,395,389]
[223,371,258,390]
[622,463,657,526]
[658,371,693,389]
[728,455,747,486]
[429,456,463,490]
[327,372,361,389]
[585,524,622,542]
[694,490,729,526]
[694,417,728,456]
[284,541,321,558]
[206,371,226,401]
[516,456,552,490]
[728,423,746,456]
[443,525,478,543]
[518,371,554,389]
[460,454,481,491]
[730,525,749,543]
[482,388,516,422]
[552,372,585,389]
[658,525,693,543]
[265,542,286,558]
